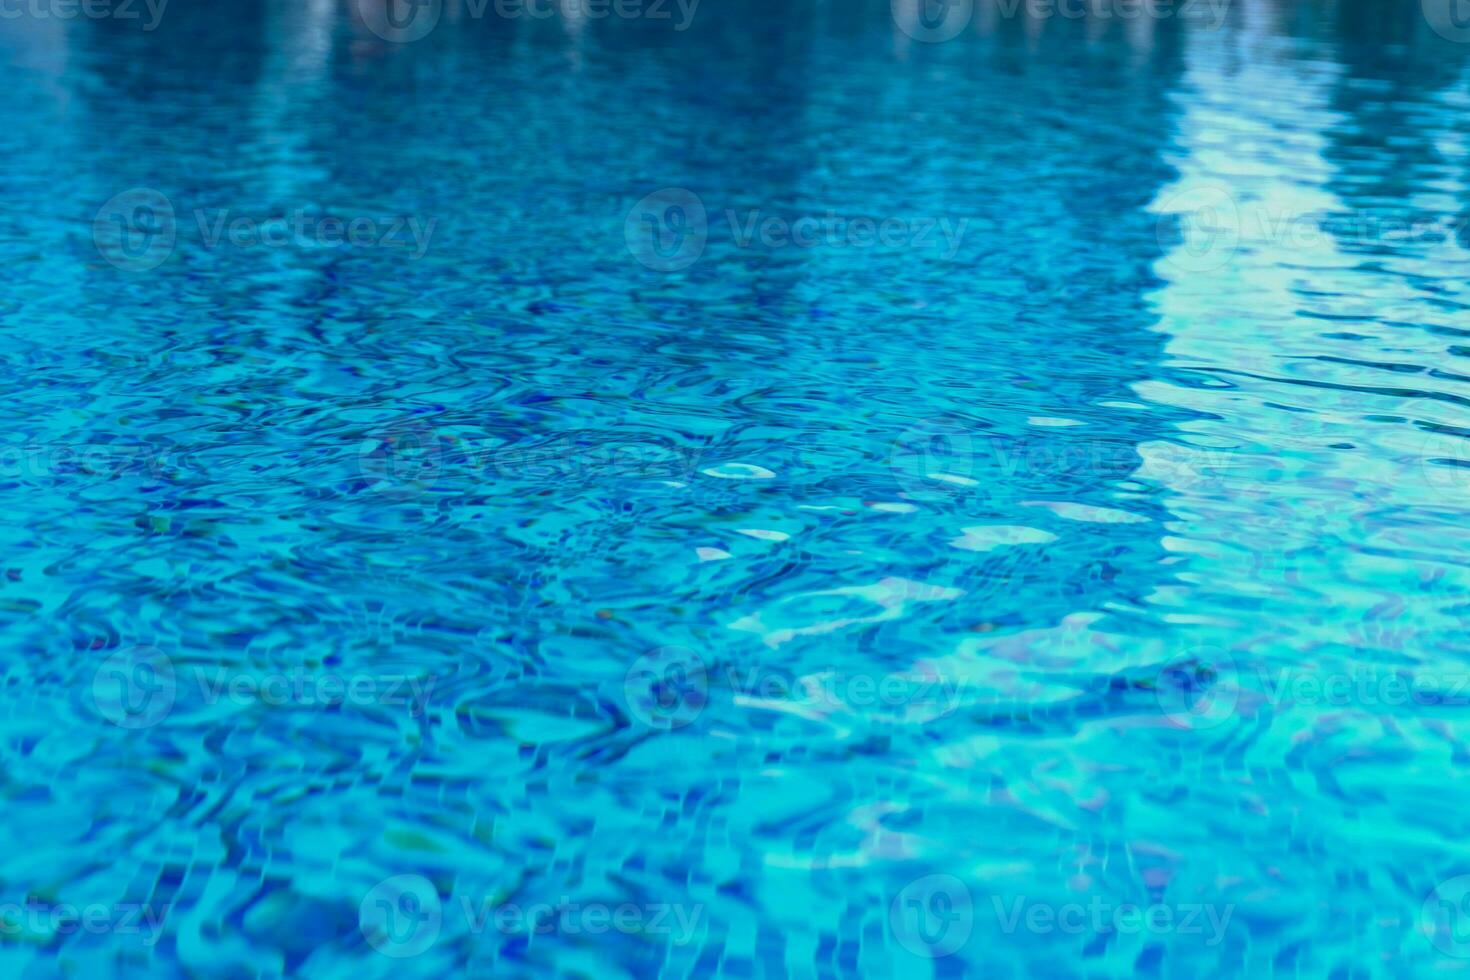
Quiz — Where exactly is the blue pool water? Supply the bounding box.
[3,0,1470,975]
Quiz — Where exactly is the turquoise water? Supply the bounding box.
[3,0,1470,975]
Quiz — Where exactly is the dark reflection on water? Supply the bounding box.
[1,1,1469,976]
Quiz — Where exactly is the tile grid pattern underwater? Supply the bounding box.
[3,0,1470,976]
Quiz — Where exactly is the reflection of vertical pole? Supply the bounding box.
[1022,0,1042,46]
[559,0,587,69]
[255,0,333,200]
[242,0,336,352]
[1086,0,1107,45]
[975,0,997,37]
[1124,0,1154,56]
[0,15,83,313]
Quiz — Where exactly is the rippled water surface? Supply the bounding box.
[3,0,1470,976]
